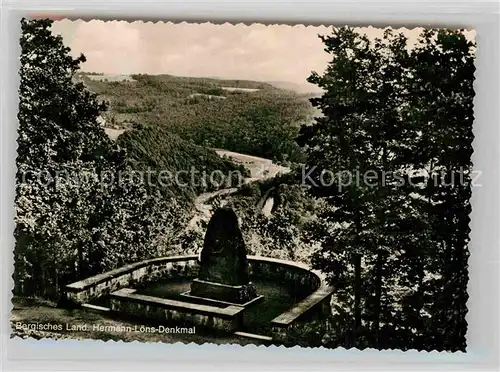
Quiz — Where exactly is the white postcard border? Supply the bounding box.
[1,0,499,371]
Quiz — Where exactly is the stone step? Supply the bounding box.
[234,331,273,342]
[82,303,110,312]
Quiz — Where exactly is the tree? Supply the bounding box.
[401,29,475,350]
[14,18,183,300]
[300,27,474,351]
[15,18,114,297]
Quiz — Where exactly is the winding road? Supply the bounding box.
[187,150,290,228]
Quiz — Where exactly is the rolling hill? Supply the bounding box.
[78,73,318,163]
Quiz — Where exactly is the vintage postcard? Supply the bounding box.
[11,18,476,352]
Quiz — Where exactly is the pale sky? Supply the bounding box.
[51,20,475,91]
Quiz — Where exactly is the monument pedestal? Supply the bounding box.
[187,207,262,310]
[190,278,257,305]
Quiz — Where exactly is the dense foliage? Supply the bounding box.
[80,73,312,163]
[117,125,250,202]
[297,27,475,351]
[14,19,185,300]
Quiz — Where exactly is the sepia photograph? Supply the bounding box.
[10,17,476,352]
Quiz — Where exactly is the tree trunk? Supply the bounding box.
[78,243,83,278]
[353,253,362,346]
[374,251,383,348]
[55,267,60,297]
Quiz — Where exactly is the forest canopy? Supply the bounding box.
[79,73,316,163]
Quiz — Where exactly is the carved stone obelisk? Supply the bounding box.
[190,207,257,304]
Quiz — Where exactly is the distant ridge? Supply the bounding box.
[78,72,323,95]
[192,75,323,94]
[266,81,324,95]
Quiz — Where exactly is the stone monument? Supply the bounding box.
[190,207,258,304]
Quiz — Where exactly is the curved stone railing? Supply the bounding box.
[250,257,333,340]
[64,255,200,305]
[64,254,333,339]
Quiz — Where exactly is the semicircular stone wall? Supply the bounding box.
[64,254,333,339]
